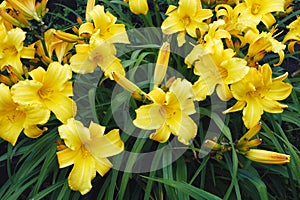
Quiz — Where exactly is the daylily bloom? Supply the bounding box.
[57,118,124,195]
[223,64,292,128]
[133,78,197,145]
[245,149,290,164]
[11,62,76,123]
[283,16,300,53]
[0,83,49,146]
[161,0,213,46]
[84,5,129,44]
[0,27,35,75]
[5,0,41,22]
[70,34,125,78]
[244,29,286,66]
[235,0,285,28]
[185,39,249,101]
[124,0,149,15]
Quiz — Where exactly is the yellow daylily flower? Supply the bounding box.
[0,27,35,75]
[161,0,213,46]
[235,0,285,28]
[245,29,286,66]
[125,0,149,15]
[57,118,124,195]
[84,5,129,44]
[6,0,40,22]
[185,39,249,101]
[245,149,290,164]
[223,64,292,128]
[11,62,76,123]
[45,29,75,63]
[70,34,125,79]
[133,78,197,145]
[0,83,49,146]
[283,16,300,53]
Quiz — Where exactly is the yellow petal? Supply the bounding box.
[161,15,185,35]
[88,121,106,137]
[261,13,276,28]
[103,24,130,44]
[94,157,112,176]
[68,154,96,195]
[149,124,171,143]
[223,100,246,114]
[260,64,272,86]
[29,67,46,82]
[133,104,166,130]
[222,58,249,84]
[178,0,197,17]
[20,46,35,59]
[58,118,87,150]
[70,45,97,74]
[192,77,209,101]
[43,62,72,91]
[11,80,43,105]
[20,104,49,125]
[0,83,15,109]
[86,128,124,158]
[147,87,166,104]
[0,110,25,146]
[56,148,78,168]
[23,125,47,138]
[243,97,263,129]
[267,81,292,101]
[216,82,232,101]
[168,113,197,145]
[102,58,125,80]
[44,93,76,123]
[177,31,186,47]
[260,98,287,113]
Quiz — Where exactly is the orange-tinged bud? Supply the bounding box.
[0,74,13,86]
[154,42,170,86]
[245,149,290,164]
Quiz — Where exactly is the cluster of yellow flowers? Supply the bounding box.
[0,0,298,195]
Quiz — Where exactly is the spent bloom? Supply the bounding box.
[57,118,124,195]
[11,62,76,123]
[0,83,49,146]
[161,0,213,46]
[223,64,292,128]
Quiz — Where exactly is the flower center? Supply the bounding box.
[182,16,191,26]
[2,45,18,57]
[38,88,54,99]
[6,110,24,123]
[251,3,261,15]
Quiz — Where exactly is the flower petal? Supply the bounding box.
[86,128,124,158]
[23,125,47,138]
[222,58,249,84]
[29,67,46,82]
[267,81,292,101]
[133,104,166,130]
[192,77,209,101]
[56,148,78,168]
[161,15,185,35]
[94,157,113,176]
[11,80,43,105]
[44,93,76,123]
[260,98,287,113]
[149,124,171,143]
[68,154,96,195]
[223,100,246,114]
[58,118,87,150]
[243,97,263,129]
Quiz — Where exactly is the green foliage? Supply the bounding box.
[0,0,300,199]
